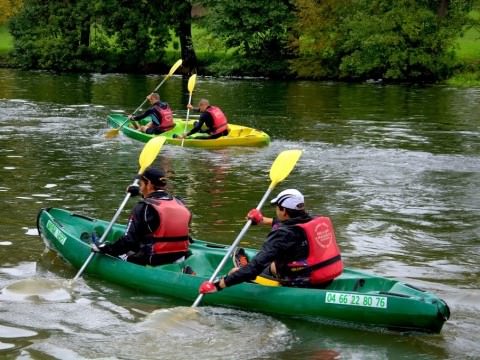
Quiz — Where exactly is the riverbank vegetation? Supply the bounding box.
[0,0,479,84]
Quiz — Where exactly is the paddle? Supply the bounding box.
[181,74,197,147]
[105,59,183,139]
[71,136,167,283]
[191,149,303,307]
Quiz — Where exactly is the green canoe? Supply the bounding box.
[107,113,270,148]
[37,207,450,333]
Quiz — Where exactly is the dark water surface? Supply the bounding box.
[0,68,479,359]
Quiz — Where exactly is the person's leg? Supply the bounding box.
[150,252,189,266]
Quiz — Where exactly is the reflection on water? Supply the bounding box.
[0,68,479,359]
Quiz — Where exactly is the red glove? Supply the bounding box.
[247,209,263,225]
[199,280,221,294]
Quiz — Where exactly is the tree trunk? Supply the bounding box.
[438,0,449,18]
[79,17,90,47]
[177,2,197,75]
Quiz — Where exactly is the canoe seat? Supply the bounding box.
[181,252,231,277]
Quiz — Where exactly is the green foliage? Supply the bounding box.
[292,0,474,81]
[198,0,295,77]
[8,0,172,72]
[0,25,13,54]
[0,0,22,25]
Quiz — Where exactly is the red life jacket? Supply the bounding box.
[144,197,191,254]
[291,217,343,284]
[152,103,175,132]
[206,106,228,135]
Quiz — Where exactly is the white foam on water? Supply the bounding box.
[15,196,33,200]
[0,324,37,338]
[0,341,15,350]
[44,184,57,188]
[24,228,39,236]
[0,262,37,276]
[0,278,73,302]
[3,167,15,170]
[0,241,12,246]
[6,155,22,158]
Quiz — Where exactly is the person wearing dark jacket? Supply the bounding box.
[199,189,343,293]
[128,92,175,134]
[94,167,191,266]
[177,99,229,140]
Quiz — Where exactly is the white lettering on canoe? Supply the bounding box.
[325,291,388,309]
[46,220,67,245]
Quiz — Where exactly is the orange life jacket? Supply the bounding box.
[206,106,228,135]
[152,103,175,132]
[290,216,343,284]
[144,197,191,254]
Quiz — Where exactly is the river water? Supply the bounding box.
[0,68,479,359]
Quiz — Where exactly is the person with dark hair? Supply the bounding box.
[94,167,192,266]
[199,189,343,293]
[177,98,229,140]
[128,92,175,134]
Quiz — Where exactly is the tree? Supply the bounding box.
[199,0,296,77]
[165,0,197,74]
[292,0,475,81]
[0,0,22,25]
[8,0,173,72]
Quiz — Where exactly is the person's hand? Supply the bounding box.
[128,114,134,120]
[247,209,263,225]
[187,104,193,110]
[127,184,140,196]
[92,243,113,255]
[199,280,221,294]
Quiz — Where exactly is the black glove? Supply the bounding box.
[92,242,114,255]
[127,184,140,196]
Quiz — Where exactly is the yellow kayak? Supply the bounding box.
[107,113,270,148]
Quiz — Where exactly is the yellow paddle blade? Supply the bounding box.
[269,149,303,188]
[104,128,120,139]
[168,59,183,77]
[188,74,197,94]
[138,136,167,175]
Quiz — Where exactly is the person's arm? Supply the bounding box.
[184,113,207,136]
[102,202,153,255]
[247,208,274,226]
[221,228,289,288]
[129,108,154,121]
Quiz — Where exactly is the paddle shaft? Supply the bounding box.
[191,186,274,307]
[112,76,172,134]
[71,179,138,282]
[106,77,168,137]
[132,75,171,116]
[181,92,193,147]
[108,59,182,137]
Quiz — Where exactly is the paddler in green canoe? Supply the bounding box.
[199,189,344,293]
[93,167,192,266]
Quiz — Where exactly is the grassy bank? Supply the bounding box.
[446,10,480,86]
[0,24,12,54]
